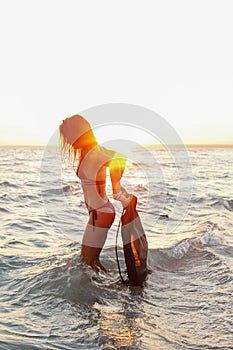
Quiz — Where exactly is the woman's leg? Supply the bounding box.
[81,202,115,272]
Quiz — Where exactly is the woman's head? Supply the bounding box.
[59,114,96,159]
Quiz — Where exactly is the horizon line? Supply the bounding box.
[1,143,233,148]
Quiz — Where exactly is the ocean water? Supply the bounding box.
[0,145,233,350]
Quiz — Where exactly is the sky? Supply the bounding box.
[0,0,232,146]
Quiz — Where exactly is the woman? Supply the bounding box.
[59,115,131,272]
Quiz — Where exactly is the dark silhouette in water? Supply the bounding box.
[117,195,149,286]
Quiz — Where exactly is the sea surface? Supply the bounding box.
[0,144,233,350]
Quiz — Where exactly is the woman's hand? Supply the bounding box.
[113,184,132,208]
[112,184,128,199]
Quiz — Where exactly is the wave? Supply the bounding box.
[41,184,80,196]
[146,222,228,275]
[211,198,233,212]
[2,227,231,322]
[190,194,233,212]
[17,193,41,201]
[0,181,18,188]
[5,252,120,307]
[222,199,233,211]
[165,231,223,259]
[0,206,11,213]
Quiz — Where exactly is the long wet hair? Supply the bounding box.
[59,114,97,170]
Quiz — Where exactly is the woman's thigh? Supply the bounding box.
[88,200,115,228]
[82,201,115,248]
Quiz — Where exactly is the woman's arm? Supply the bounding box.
[97,146,130,200]
[108,152,128,197]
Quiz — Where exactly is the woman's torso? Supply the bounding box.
[77,145,115,210]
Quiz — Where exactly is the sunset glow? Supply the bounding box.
[0,2,232,147]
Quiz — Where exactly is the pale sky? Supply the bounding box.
[0,0,232,146]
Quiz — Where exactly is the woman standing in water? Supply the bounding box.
[59,115,131,272]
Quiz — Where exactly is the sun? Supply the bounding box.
[93,124,157,153]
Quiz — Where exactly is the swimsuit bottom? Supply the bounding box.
[86,200,114,230]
